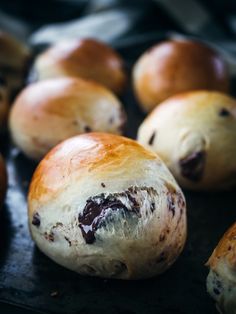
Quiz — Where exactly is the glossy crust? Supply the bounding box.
[0,154,7,207]
[9,77,126,161]
[138,90,236,190]
[31,38,126,95]
[133,40,229,112]
[28,133,187,279]
[0,31,30,93]
[206,223,236,314]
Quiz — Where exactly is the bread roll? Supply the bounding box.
[0,31,30,94]
[28,133,187,279]
[138,90,236,190]
[30,38,126,95]
[133,40,229,112]
[9,77,126,161]
[207,222,236,314]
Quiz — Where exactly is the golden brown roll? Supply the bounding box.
[0,31,30,94]
[133,40,229,112]
[0,154,7,207]
[138,90,236,190]
[30,38,126,95]
[206,222,236,314]
[28,133,187,279]
[9,77,126,161]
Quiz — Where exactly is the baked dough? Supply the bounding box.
[30,38,126,95]
[138,90,236,190]
[207,222,236,314]
[28,133,187,279]
[132,40,229,112]
[9,77,126,161]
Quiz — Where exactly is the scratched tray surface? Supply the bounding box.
[1,41,236,314]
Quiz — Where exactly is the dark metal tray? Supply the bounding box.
[0,38,236,314]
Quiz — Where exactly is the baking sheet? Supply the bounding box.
[0,40,236,314]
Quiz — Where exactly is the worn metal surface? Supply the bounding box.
[0,40,236,314]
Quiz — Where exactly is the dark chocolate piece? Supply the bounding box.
[84,126,92,132]
[219,108,230,117]
[148,131,156,146]
[32,212,41,227]
[79,186,157,244]
[64,236,72,247]
[179,151,206,181]
[101,182,106,188]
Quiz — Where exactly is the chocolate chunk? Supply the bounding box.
[64,236,72,247]
[79,196,130,244]
[150,202,155,212]
[101,182,106,188]
[84,126,92,132]
[32,212,40,227]
[79,186,157,244]
[44,231,54,242]
[148,131,156,146]
[219,108,230,117]
[179,151,206,181]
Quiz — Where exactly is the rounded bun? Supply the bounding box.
[0,31,30,94]
[206,222,236,314]
[133,40,229,112]
[138,90,236,190]
[0,79,9,132]
[30,38,126,95]
[28,133,187,279]
[0,154,7,207]
[9,77,126,161]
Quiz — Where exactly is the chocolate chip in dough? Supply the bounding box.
[179,151,206,182]
[32,212,41,227]
[219,108,230,117]
[148,131,156,146]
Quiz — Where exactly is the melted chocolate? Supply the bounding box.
[179,151,206,181]
[32,212,40,227]
[79,186,157,244]
[148,131,156,146]
[79,196,130,244]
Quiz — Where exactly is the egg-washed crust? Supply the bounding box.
[207,222,236,271]
[9,77,126,160]
[34,38,126,95]
[28,133,158,207]
[133,40,229,112]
